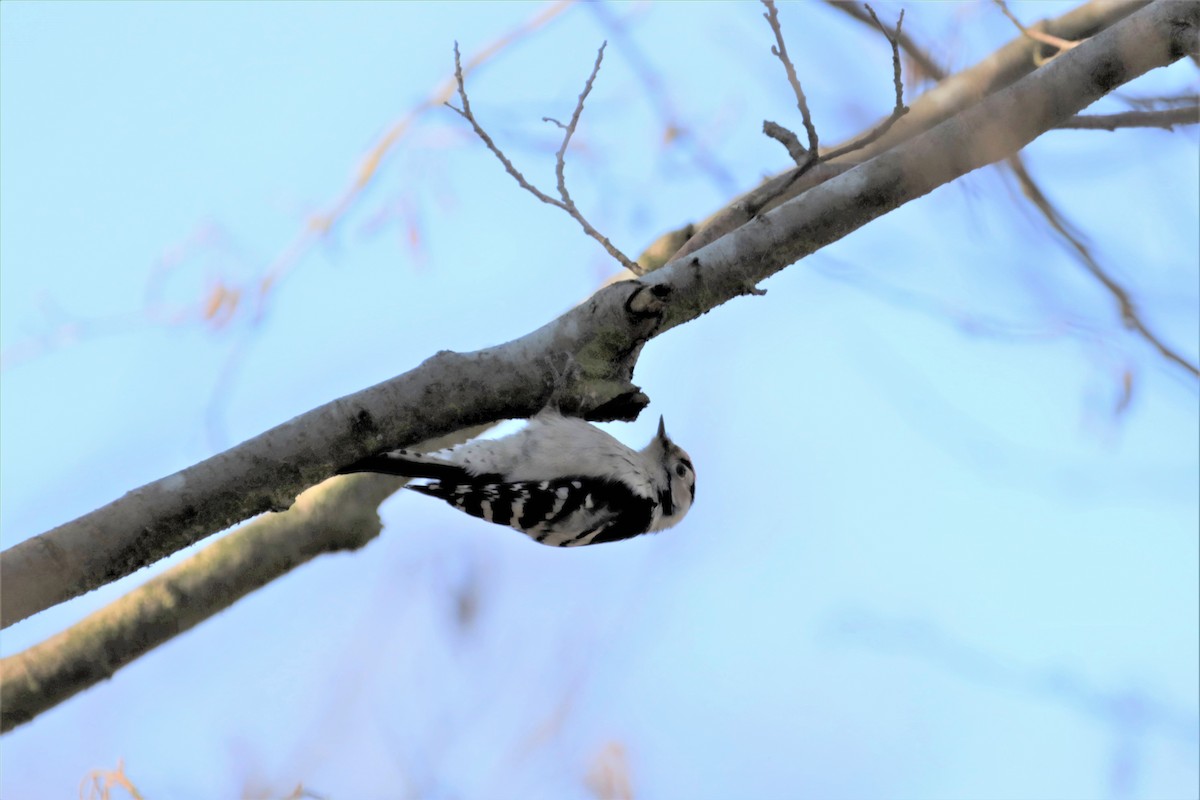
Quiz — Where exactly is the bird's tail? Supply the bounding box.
[339,449,473,482]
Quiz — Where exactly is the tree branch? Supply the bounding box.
[824,0,947,82]
[1058,103,1200,129]
[0,425,489,733]
[1006,153,1199,377]
[816,4,909,164]
[832,1,1198,375]
[3,0,1195,637]
[446,41,642,274]
[995,0,1084,56]
[761,0,821,167]
[663,0,1155,263]
[0,279,671,628]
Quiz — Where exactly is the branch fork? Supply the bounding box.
[446,41,643,275]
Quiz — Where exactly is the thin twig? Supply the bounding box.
[832,1,1197,380]
[586,1,737,194]
[762,120,808,164]
[80,759,145,800]
[761,0,819,167]
[1006,154,1199,378]
[447,42,562,208]
[820,5,909,163]
[1058,105,1200,131]
[760,3,909,179]
[682,0,910,256]
[873,5,906,109]
[1,3,573,379]
[823,0,946,82]
[447,41,642,274]
[995,0,1080,57]
[255,0,573,306]
[548,42,605,214]
[1118,93,1200,111]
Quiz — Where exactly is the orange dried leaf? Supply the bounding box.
[201,285,227,321]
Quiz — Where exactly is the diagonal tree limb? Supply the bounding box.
[1005,154,1199,377]
[830,0,1198,376]
[0,278,667,629]
[662,0,1154,263]
[1,475,391,733]
[3,0,1195,636]
[0,426,489,734]
[1,0,1195,731]
[650,1,1196,334]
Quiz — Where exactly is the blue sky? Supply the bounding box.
[2,2,1197,799]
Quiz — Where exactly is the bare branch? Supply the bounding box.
[995,0,1082,58]
[758,2,909,192]
[4,0,1195,638]
[1,476,387,733]
[1006,154,1199,378]
[761,0,819,166]
[750,1,912,217]
[873,4,906,108]
[80,759,145,800]
[255,0,574,303]
[546,43,641,273]
[446,42,562,208]
[819,5,909,163]
[0,424,490,732]
[447,41,642,274]
[824,0,1195,378]
[661,0,1158,265]
[585,1,737,194]
[1058,104,1200,130]
[763,120,809,164]
[1118,92,1200,110]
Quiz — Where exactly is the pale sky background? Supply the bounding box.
[1,2,1197,799]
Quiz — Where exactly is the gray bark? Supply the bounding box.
[1,0,1195,730]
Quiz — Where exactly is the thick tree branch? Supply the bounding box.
[3,0,1194,635]
[834,1,1198,374]
[0,278,669,628]
[0,426,488,733]
[648,1,1196,335]
[664,0,1154,262]
[0,476,387,733]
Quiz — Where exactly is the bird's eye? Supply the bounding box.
[675,464,688,477]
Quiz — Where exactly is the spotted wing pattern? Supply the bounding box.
[411,476,655,547]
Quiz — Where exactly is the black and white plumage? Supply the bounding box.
[339,409,696,547]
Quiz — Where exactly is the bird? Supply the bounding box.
[339,409,695,547]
